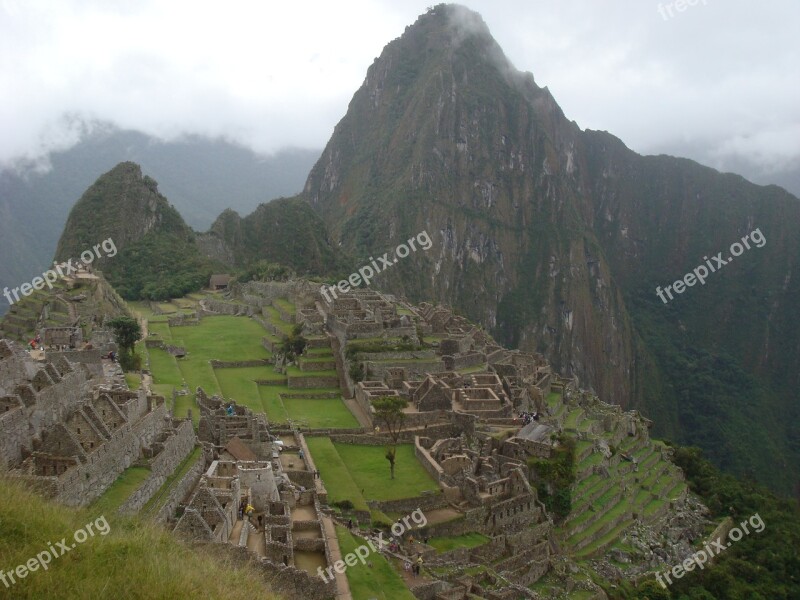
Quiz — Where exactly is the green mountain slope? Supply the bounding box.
[300,4,800,493]
[54,162,217,300]
[0,124,319,315]
[205,197,346,277]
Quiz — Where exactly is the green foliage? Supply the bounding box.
[345,340,419,360]
[608,446,800,599]
[108,315,141,352]
[280,323,307,360]
[528,434,576,521]
[118,348,142,372]
[348,360,365,383]
[235,260,294,283]
[371,396,409,480]
[105,230,214,301]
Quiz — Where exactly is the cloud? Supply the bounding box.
[1,0,798,173]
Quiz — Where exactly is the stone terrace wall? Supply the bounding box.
[288,375,340,389]
[204,299,251,316]
[154,452,206,523]
[118,421,196,514]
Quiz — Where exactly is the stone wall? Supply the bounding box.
[210,359,270,369]
[154,452,206,523]
[203,299,251,316]
[288,375,340,389]
[118,421,197,514]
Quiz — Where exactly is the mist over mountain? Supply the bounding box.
[0,124,320,315]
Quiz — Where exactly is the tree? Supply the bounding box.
[108,316,142,353]
[280,323,307,360]
[108,316,142,372]
[372,396,408,479]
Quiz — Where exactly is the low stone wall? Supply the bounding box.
[358,350,436,361]
[415,436,445,483]
[49,349,103,364]
[299,358,336,371]
[451,352,486,370]
[288,375,340,388]
[204,299,251,316]
[365,359,444,380]
[368,492,448,514]
[255,379,288,386]
[280,391,339,399]
[211,359,270,368]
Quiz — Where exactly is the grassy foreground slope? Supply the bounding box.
[0,476,280,600]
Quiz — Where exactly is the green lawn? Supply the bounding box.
[258,385,290,422]
[148,321,172,340]
[305,437,369,512]
[176,358,220,396]
[215,367,276,411]
[169,316,269,360]
[90,466,151,514]
[330,444,439,501]
[174,393,199,426]
[335,525,415,600]
[148,347,183,386]
[281,397,359,429]
[428,532,489,553]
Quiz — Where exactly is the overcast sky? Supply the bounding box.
[1,0,798,175]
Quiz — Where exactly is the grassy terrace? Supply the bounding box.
[90,466,151,514]
[307,439,439,521]
[264,306,295,335]
[335,525,415,600]
[428,532,490,553]
[273,298,296,315]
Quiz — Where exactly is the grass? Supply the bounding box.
[174,393,199,426]
[305,437,369,512]
[258,385,290,423]
[124,373,141,391]
[89,466,151,514]
[457,364,488,374]
[148,347,183,386]
[148,321,172,340]
[273,298,296,315]
[215,367,274,411]
[281,397,359,429]
[428,532,489,553]
[0,475,280,599]
[335,525,415,600]
[331,444,439,501]
[176,358,220,396]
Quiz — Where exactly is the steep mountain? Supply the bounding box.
[202,197,346,277]
[302,4,800,493]
[0,124,319,315]
[55,162,218,300]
